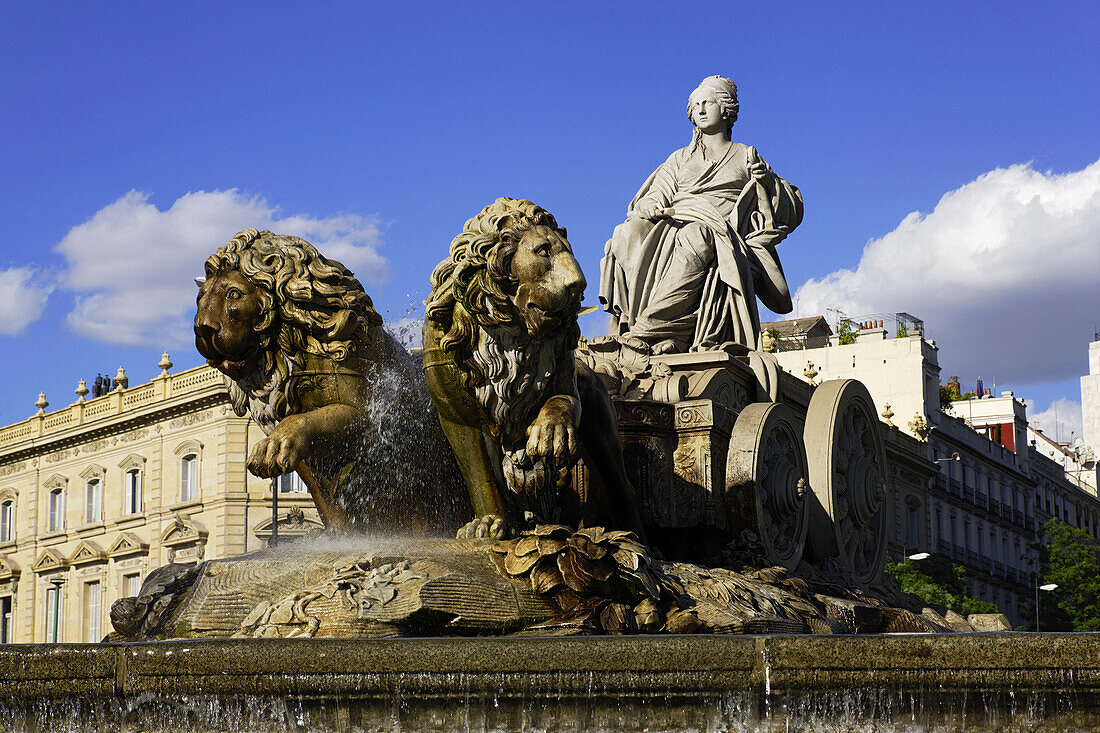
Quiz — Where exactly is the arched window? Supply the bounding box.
[0,499,13,543]
[48,488,65,532]
[85,479,102,524]
[125,469,142,514]
[180,454,198,502]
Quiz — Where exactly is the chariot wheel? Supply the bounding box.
[803,379,889,589]
[725,402,810,571]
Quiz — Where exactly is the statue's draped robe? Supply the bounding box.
[599,142,803,351]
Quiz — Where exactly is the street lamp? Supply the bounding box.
[48,575,64,643]
[934,452,961,464]
[1036,581,1058,632]
[270,476,279,548]
[907,552,931,561]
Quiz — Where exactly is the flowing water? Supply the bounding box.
[0,669,1094,732]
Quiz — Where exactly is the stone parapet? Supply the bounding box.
[0,366,224,452]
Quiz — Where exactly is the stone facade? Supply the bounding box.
[0,364,320,643]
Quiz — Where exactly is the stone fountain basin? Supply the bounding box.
[1,634,1097,731]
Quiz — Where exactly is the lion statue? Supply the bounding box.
[423,198,648,540]
[195,228,468,534]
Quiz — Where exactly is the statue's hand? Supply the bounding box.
[629,200,662,221]
[247,414,312,478]
[749,159,772,183]
[526,396,580,465]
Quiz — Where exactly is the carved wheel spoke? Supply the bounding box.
[725,403,809,571]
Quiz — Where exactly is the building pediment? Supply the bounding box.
[79,464,106,481]
[108,532,149,558]
[32,548,68,574]
[69,540,107,566]
[161,515,209,547]
[43,473,67,490]
[162,515,208,563]
[253,506,324,543]
[117,453,147,472]
[0,554,20,580]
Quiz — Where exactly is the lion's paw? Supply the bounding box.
[457,515,511,540]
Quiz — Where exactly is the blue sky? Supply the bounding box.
[1,2,1098,438]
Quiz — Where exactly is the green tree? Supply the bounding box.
[885,554,999,616]
[895,322,909,338]
[1036,518,1100,631]
[837,320,856,345]
[939,376,976,411]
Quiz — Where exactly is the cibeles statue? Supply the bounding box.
[599,75,803,356]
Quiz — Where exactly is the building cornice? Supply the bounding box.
[0,366,237,468]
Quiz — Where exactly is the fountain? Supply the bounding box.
[1,76,1094,731]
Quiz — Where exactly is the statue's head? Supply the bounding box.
[195,229,382,382]
[687,75,739,134]
[425,197,586,383]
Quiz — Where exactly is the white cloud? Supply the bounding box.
[56,190,386,346]
[795,159,1100,386]
[0,267,53,335]
[1026,397,1083,445]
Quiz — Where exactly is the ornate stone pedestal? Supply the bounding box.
[577,344,892,593]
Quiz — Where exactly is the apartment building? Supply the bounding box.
[763,315,1099,627]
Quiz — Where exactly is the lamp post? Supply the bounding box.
[907,552,931,561]
[1036,580,1058,632]
[270,477,279,548]
[49,575,64,643]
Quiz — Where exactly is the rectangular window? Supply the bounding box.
[0,596,11,643]
[83,581,101,643]
[906,507,919,547]
[278,473,307,494]
[85,479,102,524]
[180,455,198,502]
[48,490,64,532]
[125,470,142,514]
[45,586,58,643]
[124,573,141,598]
[0,501,12,543]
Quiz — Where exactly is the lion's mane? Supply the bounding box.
[426,199,583,505]
[425,197,576,386]
[204,228,383,431]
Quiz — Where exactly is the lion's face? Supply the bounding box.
[510,225,586,339]
[194,269,268,380]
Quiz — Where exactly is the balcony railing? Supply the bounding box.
[0,366,223,449]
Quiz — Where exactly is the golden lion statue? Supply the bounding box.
[195,228,468,533]
[423,198,648,540]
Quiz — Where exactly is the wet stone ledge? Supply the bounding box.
[0,634,1098,731]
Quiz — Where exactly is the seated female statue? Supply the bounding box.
[599,75,803,355]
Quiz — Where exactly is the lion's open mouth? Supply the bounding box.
[523,297,581,338]
[195,331,258,380]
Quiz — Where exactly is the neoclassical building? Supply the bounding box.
[0,359,320,643]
